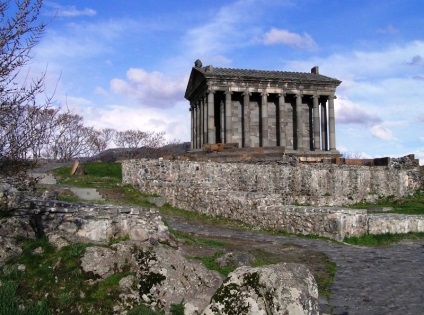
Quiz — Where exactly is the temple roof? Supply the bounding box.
[185,60,342,100]
[195,66,341,84]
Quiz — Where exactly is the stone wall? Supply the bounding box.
[122,158,423,240]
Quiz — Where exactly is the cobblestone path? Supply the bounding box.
[166,217,424,315]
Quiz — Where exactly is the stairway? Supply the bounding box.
[30,172,105,202]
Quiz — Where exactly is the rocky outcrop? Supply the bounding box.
[80,243,223,313]
[202,263,319,315]
[0,199,322,314]
[0,201,172,266]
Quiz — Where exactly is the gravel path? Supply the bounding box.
[166,217,424,315]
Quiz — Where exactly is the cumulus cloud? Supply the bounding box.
[45,3,96,17]
[370,125,393,141]
[64,102,190,141]
[263,28,317,50]
[110,68,187,108]
[335,98,381,125]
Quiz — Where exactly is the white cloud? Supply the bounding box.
[335,97,381,125]
[181,0,275,65]
[370,125,393,141]
[287,41,424,80]
[263,28,317,50]
[110,68,187,108]
[64,101,190,142]
[45,3,96,17]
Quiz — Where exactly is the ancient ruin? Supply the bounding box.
[185,60,341,157]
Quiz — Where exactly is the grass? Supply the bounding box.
[0,280,51,315]
[52,162,122,188]
[0,236,170,314]
[348,190,424,215]
[343,232,424,246]
[160,203,254,230]
[168,228,227,247]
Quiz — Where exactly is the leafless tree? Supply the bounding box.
[45,113,96,161]
[113,129,165,158]
[0,0,54,178]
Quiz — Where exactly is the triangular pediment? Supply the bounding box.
[184,68,206,100]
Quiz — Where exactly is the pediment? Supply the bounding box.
[184,68,206,100]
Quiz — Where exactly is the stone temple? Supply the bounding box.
[185,59,342,158]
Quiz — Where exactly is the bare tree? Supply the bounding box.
[46,113,96,161]
[113,130,165,158]
[0,0,54,178]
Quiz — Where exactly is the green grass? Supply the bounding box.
[348,190,424,215]
[168,228,227,247]
[110,184,158,207]
[0,237,157,314]
[188,251,236,277]
[343,232,424,246]
[52,162,122,188]
[0,280,51,315]
[160,203,253,230]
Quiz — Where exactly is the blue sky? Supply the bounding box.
[26,0,424,163]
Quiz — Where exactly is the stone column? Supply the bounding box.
[243,91,251,147]
[207,90,216,144]
[202,97,207,144]
[199,98,203,147]
[220,100,225,143]
[190,106,194,149]
[312,95,320,151]
[278,93,286,147]
[193,103,197,149]
[225,91,233,143]
[295,94,303,150]
[197,101,202,149]
[328,94,336,151]
[261,92,269,147]
[320,99,328,151]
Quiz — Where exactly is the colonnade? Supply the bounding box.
[190,89,336,152]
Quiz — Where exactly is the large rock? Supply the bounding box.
[0,216,36,266]
[202,263,319,315]
[80,243,223,314]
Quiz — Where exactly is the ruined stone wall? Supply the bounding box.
[122,159,421,207]
[122,159,423,240]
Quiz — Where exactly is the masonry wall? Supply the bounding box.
[122,159,423,240]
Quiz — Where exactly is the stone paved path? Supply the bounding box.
[165,217,424,315]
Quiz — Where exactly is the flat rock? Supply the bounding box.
[202,263,319,315]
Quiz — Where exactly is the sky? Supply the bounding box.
[21,0,424,163]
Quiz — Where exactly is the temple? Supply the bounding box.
[185,60,342,156]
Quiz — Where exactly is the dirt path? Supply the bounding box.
[164,215,424,315]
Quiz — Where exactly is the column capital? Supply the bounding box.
[261,92,269,97]
[328,94,337,100]
[277,92,286,97]
[242,90,252,96]
[207,88,216,94]
[225,90,233,95]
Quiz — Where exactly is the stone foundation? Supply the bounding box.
[122,158,423,240]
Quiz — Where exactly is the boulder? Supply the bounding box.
[202,263,319,315]
[79,243,223,314]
